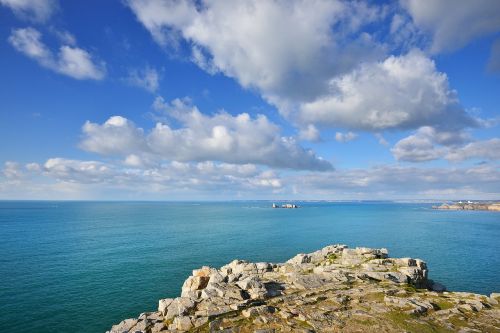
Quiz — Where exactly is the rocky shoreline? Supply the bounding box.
[433,201,500,211]
[107,245,500,332]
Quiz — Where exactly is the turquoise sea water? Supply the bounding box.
[1,201,499,332]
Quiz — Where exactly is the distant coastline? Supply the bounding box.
[433,201,500,211]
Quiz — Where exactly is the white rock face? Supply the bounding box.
[172,316,193,331]
[164,297,195,320]
[286,253,312,265]
[158,298,173,315]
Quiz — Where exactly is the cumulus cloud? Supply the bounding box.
[43,158,114,183]
[401,0,500,53]
[29,158,283,196]
[298,124,321,142]
[392,126,499,163]
[122,0,500,152]
[292,164,500,200]
[446,138,500,162]
[335,131,357,143]
[299,50,475,131]
[2,161,24,179]
[126,0,484,135]
[25,162,41,171]
[126,0,386,105]
[391,127,449,162]
[8,27,106,80]
[3,159,500,200]
[0,0,57,22]
[80,97,332,171]
[388,13,427,52]
[80,116,147,156]
[124,66,160,92]
[51,29,76,45]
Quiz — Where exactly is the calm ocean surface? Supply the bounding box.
[1,201,499,332]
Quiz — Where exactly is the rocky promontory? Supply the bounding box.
[107,245,500,332]
[434,201,500,211]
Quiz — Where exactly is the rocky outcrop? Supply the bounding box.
[107,245,500,332]
[434,201,500,211]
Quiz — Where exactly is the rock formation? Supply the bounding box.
[107,245,500,332]
[434,201,500,211]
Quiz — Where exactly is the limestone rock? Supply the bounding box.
[158,298,174,315]
[107,244,500,333]
[108,318,138,333]
[172,316,193,331]
[241,305,275,318]
[286,253,311,265]
[165,297,195,320]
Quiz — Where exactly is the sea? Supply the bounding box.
[0,201,499,332]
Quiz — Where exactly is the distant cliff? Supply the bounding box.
[107,245,500,332]
[434,201,500,211]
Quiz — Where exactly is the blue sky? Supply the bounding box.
[0,0,499,200]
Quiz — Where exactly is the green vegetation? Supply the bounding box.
[327,253,337,262]
[434,299,455,310]
[403,284,417,293]
[364,291,385,302]
[448,315,468,329]
[294,319,314,329]
[352,317,376,326]
[386,311,452,333]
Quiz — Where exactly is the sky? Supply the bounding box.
[0,0,499,200]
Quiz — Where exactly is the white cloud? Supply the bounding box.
[125,66,160,92]
[299,50,475,131]
[3,159,500,200]
[392,126,499,163]
[38,158,283,195]
[124,154,146,167]
[25,162,41,171]
[2,161,23,179]
[51,29,76,46]
[391,127,448,162]
[0,0,57,22]
[446,138,500,162]
[80,97,332,171]
[9,27,106,80]
[126,1,490,135]
[126,0,386,104]
[335,131,357,143]
[57,46,105,80]
[292,164,500,200]
[401,0,500,53]
[43,158,114,183]
[298,124,321,142]
[80,116,147,156]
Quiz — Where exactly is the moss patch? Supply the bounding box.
[385,311,452,333]
[434,299,455,310]
[294,319,314,329]
[364,292,385,302]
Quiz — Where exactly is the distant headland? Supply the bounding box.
[107,245,499,332]
[433,201,500,211]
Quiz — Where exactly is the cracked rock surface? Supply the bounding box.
[107,245,500,332]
